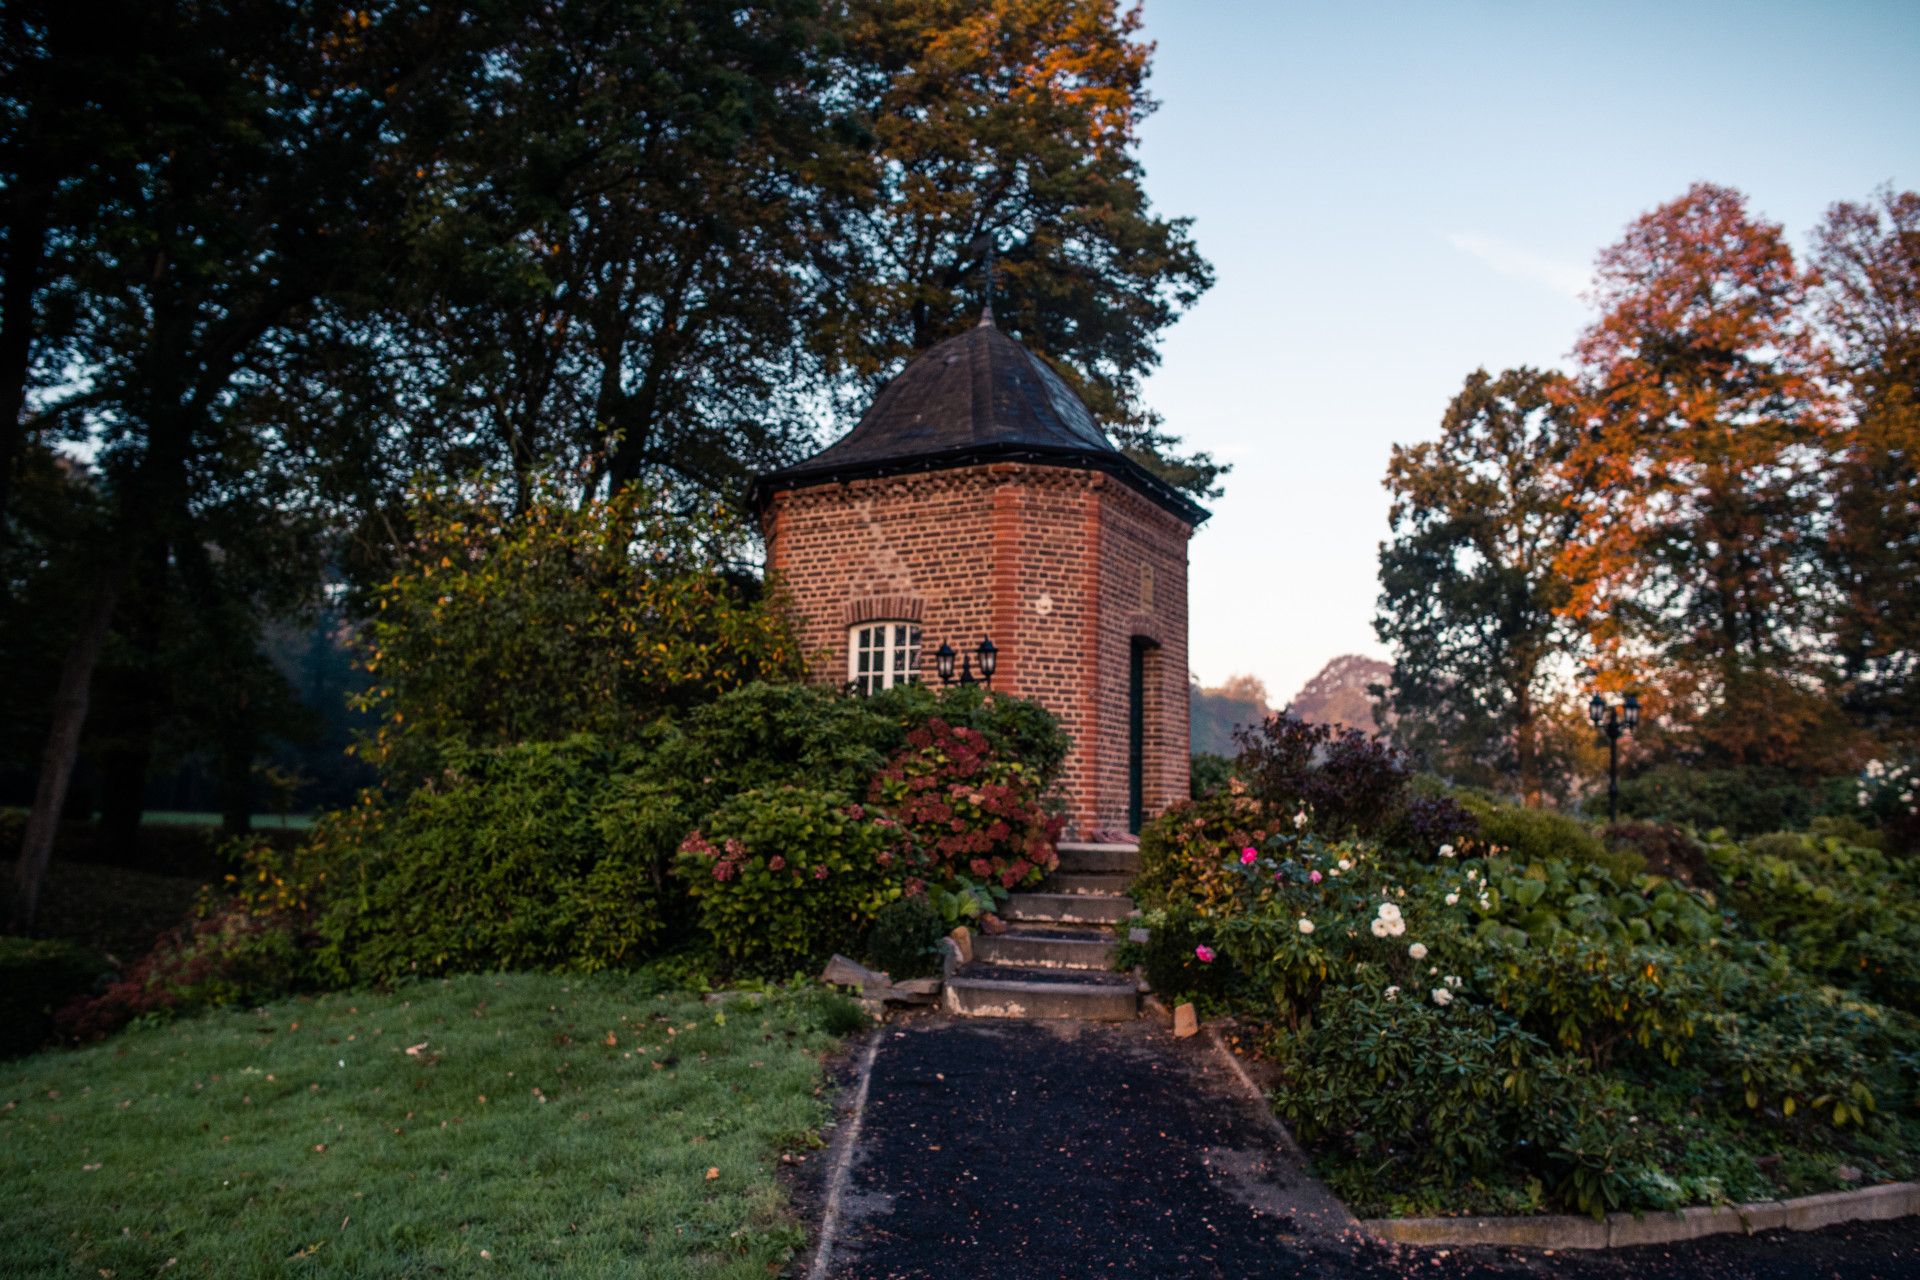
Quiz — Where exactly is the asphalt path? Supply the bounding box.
[809,1017,1920,1280]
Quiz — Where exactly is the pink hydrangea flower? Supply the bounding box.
[768,855,786,872]
[1240,847,1258,866]
[1194,944,1216,964]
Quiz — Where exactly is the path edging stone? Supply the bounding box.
[1362,1180,1920,1250]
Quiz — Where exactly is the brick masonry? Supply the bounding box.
[762,461,1194,836]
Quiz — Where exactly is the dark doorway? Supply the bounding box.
[1128,637,1155,834]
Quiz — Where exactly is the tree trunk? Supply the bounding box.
[216,700,255,837]
[1515,683,1539,808]
[8,584,118,930]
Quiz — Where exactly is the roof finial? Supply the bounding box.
[973,231,997,327]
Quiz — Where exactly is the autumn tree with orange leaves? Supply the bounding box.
[1559,183,1848,768]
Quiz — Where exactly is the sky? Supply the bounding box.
[1131,0,1920,706]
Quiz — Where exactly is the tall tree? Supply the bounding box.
[1811,188,1920,740]
[830,0,1220,497]
[8,0,487,927]
[1561,183,1838,767]
[1375,368,1582,803]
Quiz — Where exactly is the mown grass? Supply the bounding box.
[1,973,857,1278]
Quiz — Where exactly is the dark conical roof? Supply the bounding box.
[754,318,1207,525]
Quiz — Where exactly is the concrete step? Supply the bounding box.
[973,927,1118,971]
[943,963,1139,1021]
[1041,870,1134,896]
[1054,842,1140,875]
[1004,891,1135,926]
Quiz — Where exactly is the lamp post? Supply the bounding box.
[935,637,998,691]
[1587,690,1640,823]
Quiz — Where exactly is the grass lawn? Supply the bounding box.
[1,973,859,1278]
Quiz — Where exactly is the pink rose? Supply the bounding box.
[1309,870,1323,883]
[1194,944,1216,964]
[1240,847,1258,866]
[813,865,828,880]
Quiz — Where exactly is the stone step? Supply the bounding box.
[1004,891,1135,925]
[1054,842,1140,875]
[943,964,1139,1021]
[1040,870,1134,896]
[973,928,1118,971]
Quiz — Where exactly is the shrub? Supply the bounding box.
[1604,821,1713,886]
[1708,830,1920,1014]
[353,478,801,776]
[868,718,1062,890]
[1233,712,1410,839]
[868,682,1073,788]
[676,785,906,975]
[865,894,947,979]
[1189,752,1235,799]
[1133,786,1273,915]
[56,905,307,1042]
[1615,764,1853,837]
[315,736,662,984]
[0,937,108,1056]
[1456,793,1640,881]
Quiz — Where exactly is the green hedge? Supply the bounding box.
[0,937,108,1056]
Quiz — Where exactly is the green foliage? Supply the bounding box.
[1189,752,1235,799]
[354,480,801,776]
[1139,788,1920,1218]
[1374,367,1583,802]
[315,737,662,984]
[0,938,108,1057]
[676,786,905,976]
[1134,787,1275,916]
[1616,764,1853,837]
[1708,830,1920,1014]
[1456,793,1647,884]
[865,895,947,979]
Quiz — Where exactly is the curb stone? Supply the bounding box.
[1363,1180,1920,1250]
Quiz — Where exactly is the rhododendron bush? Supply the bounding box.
[1130,780,1920,1220]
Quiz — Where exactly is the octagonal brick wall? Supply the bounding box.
[760,460,1193,837]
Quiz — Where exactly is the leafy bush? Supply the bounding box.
[1616,764,1853,837]
[353,478,801,776]
[1456,793,1647,883]
[55,905,306,1042]
[1134,789,1920,1218]
[676,785,906,975]
[868,718,1062,889]
[1708,830,1920,1014]
[315,736,663,984]
[1233,712,1409,839]
[865,894,947,979]
[1133,786,1275,915]
[1190,752,1235,799]
[0,937,108,1056]
[1604,820,1713,886]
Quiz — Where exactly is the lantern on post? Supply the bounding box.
[934,637,998,691]
[1588,691,1640,822]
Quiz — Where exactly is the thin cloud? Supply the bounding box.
[1446,232,1590,298]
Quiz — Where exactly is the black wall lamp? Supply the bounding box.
[935,637,998,690]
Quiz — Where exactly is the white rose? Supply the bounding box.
[1370,917,1390,938]
[1293,811,1309,830]
[1438,844,1455,858]
[1338,859,1353,871]
[1377,902,1401,922]
[1297,917,1315,935]
[1445,975,1462,989]
[1408,942,1427,960]
[1432,988,1453,1006]
[1445,893,1460,906]
[1384,985,1400,1001]
[1388,918,1406,937]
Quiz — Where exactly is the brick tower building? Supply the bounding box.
[752,315,1207,837]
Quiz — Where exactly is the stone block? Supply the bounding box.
[1173,1002,1198,1038]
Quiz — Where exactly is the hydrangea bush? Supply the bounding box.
[867,718,1063,891]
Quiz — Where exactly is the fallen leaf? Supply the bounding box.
[705,1167,720,1181]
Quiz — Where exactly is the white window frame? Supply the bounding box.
[848,621,922,695]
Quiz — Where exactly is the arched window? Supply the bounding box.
[848,621,921,695]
